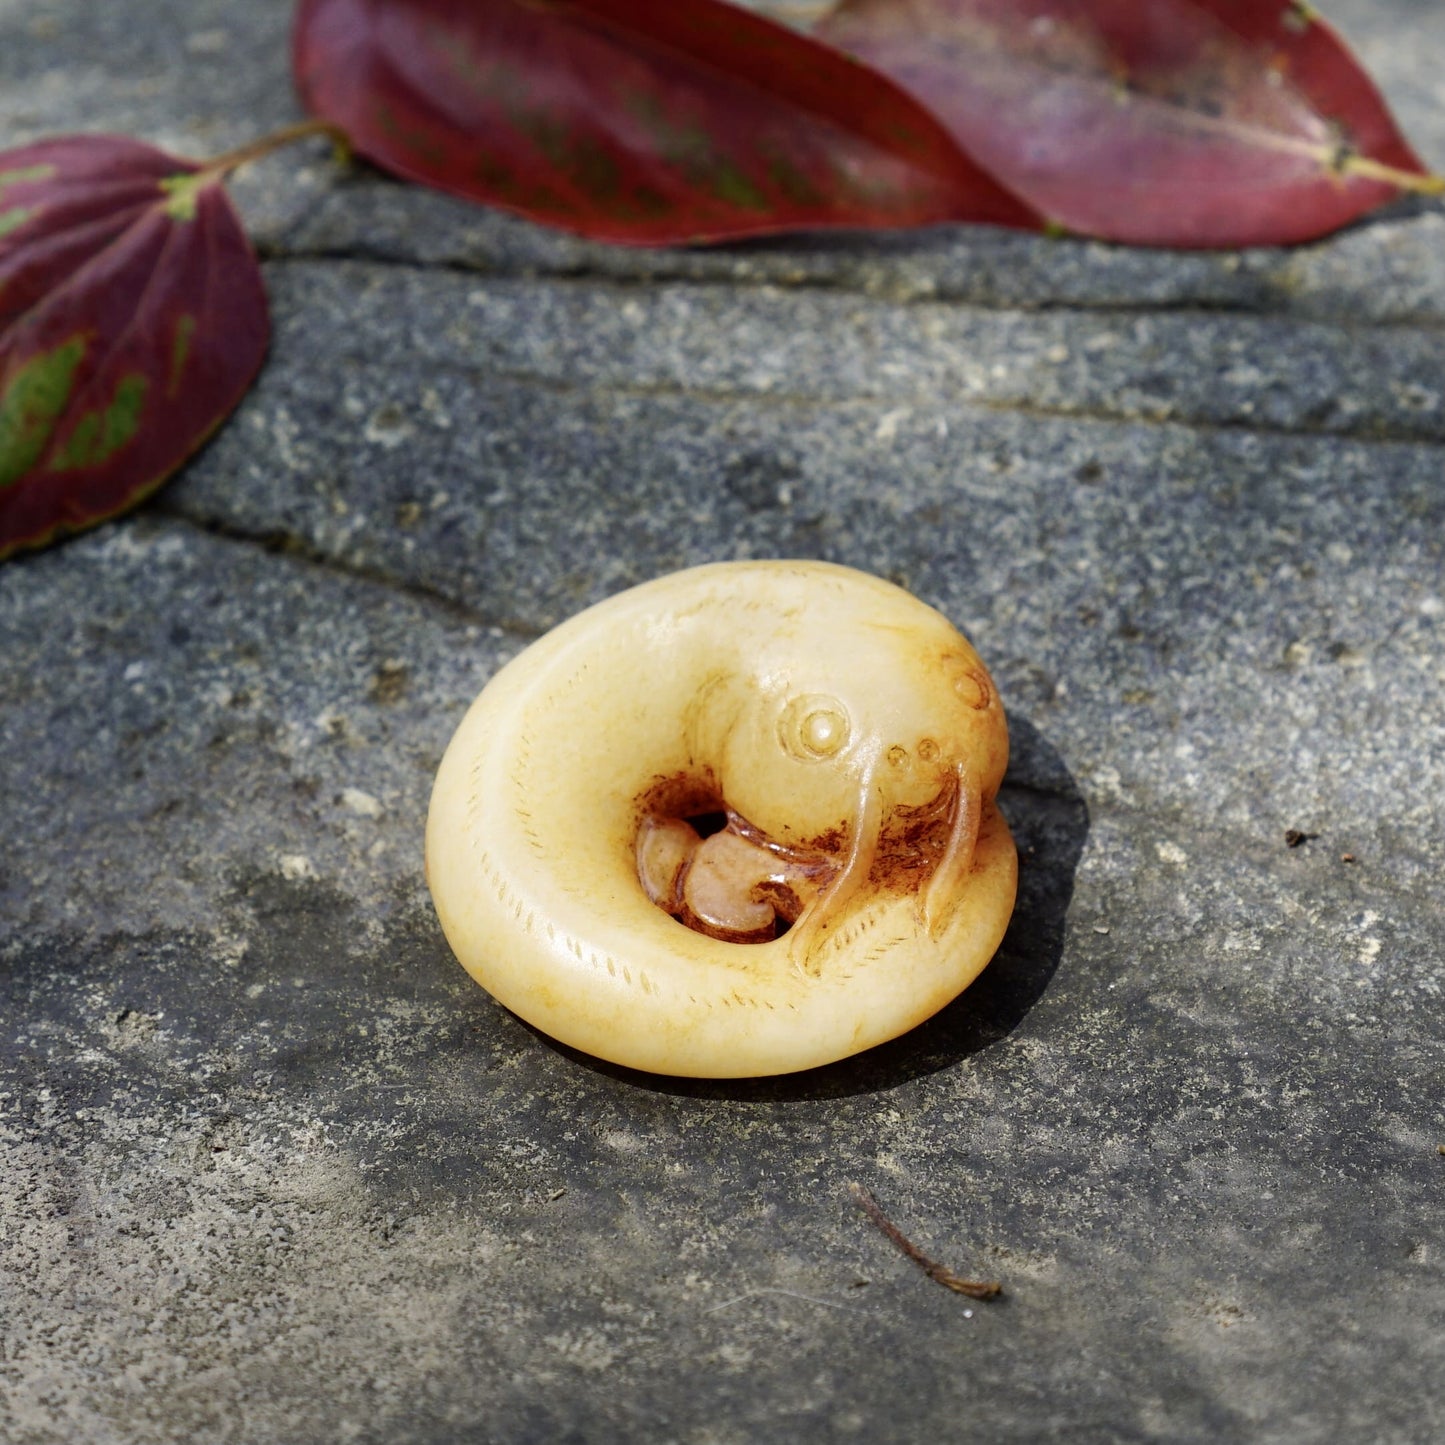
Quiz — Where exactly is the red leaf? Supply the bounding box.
[817,0,1440,247]
[0,135,269,558]
[292,0,1041,245]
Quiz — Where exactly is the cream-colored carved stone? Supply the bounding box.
[426,560,1016,1078]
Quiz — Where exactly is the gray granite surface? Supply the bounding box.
[2,2,1443,1441]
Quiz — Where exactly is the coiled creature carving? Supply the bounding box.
[426,561,1016,1077]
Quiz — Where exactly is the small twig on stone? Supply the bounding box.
[848,1184,1002,1301]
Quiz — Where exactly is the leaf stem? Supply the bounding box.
[1339,154,1445,195]
[195,119,352,182]
[848,1184,1003,1301]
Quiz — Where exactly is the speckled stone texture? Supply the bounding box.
[2,3,1443,1442]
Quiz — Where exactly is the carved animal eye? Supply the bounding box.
[918,738,940,763]
[954,667,992,711]
[780,694,850,760]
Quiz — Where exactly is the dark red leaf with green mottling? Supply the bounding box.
[292,0,1041,245]
[818,0,1439,247]
[0,135,269,558]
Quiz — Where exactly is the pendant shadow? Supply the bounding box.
[552,714,1088,1102]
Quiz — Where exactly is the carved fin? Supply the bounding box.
[921,762,981,936]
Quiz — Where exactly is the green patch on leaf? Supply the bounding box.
[434,28,513,103]
[169,314,197,397]
[616,184,673,223]
[0,336,87,491]
[0,206,36,239]
[0,164,55,198]
[557,133,627,201]
[159,173,207,222]
[527,112,592,175]
[50,372,150,472]
[372,102,449,167]
[706,157,769,213]
[765,153,823,209]
[469,152,575,219]
[624,95,769,211]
